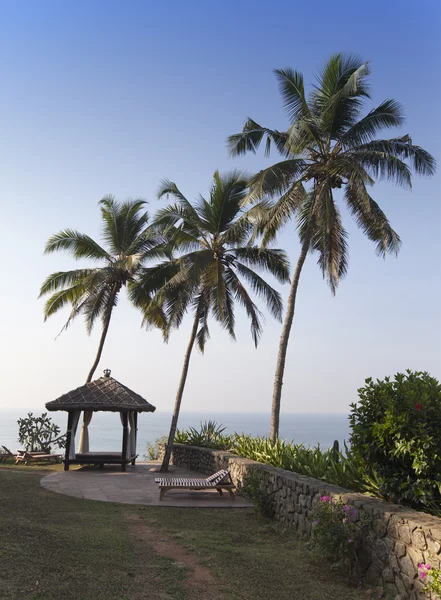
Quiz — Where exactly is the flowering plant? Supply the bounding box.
[310,495,368,566]
[419,563,441,595]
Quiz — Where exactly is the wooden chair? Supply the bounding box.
[155,469,236,501]
[14,450,63,465]
[0,446,14,463]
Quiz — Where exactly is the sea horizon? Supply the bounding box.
[0,409,350,455]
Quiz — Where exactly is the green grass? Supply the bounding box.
[0,468,366,600]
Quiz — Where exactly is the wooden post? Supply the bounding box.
[131,412,138,466]
[64,412,73,471]
[121,411,128,472]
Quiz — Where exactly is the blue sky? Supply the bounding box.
[0,0,440,418]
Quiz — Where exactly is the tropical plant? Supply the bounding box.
[145,435,168,460]
[17,412,66,453]
[131,170,290,472]
[174,420,233,449]
[228,54,436,442]
[310,496,369,569]
[40,196,165,382]
[349,370,441,513]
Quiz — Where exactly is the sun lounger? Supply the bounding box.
[0,446,14,463]
[155,468,236,500]
[14,450,63,465]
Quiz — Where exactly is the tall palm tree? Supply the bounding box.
[40,196,164,382]
[228,54,436,442]
[130,170,290,471]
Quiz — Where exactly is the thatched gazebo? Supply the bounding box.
[45,369,156,471]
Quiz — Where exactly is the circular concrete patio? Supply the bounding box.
[41,462,252,508]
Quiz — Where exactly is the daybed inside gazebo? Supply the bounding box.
[45,369,156,472]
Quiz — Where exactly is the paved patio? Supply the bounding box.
[40,462,252,508]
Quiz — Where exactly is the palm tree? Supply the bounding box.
[130,170,290,471]
[40,196,164,383]
[228,54,436,442]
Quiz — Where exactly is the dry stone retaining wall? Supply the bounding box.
[158,443,441,599]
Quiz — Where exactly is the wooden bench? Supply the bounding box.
[15,450,63,465]
[155,469,236,501]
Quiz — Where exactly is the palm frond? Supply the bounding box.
[227,118,289,158]
[44,230,110,261]
[224,267,263,347]
[345,174,401,257]
[232,247,290,283]
[341,99,405,147]
[235,262,284,321]
[39,269,97,297]
[350,137,436,178]
[259,182,307,246]
[247,159,308,203]
[274,68,310,124]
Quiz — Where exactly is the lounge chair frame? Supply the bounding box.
[155,469,236,501]
[15,450,63,465]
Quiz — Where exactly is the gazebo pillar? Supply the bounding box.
[131,412,138,466]
[64,412,74,471]
[121,411,129,472]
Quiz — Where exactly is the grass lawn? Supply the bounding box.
[0,468,366,600]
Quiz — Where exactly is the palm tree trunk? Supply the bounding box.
[86,284,118,383]
[160,309,200,473]
[270,233,312,443]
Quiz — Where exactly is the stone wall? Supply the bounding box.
[158,443,441,599]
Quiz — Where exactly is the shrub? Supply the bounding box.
[310,496,369,569]
[349,370,441,513]
[174,420,233,450]
[243,470,275,518]
[17,412,66,452]
[419,563,441,596]
[145,436,168,460]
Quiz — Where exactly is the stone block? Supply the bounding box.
[373,518,387,538]
[411,529,427,551]
[382,567,395,584]
[426,536,441,555]
[399,553,417,580]
[398,523,412,545]
[395,542,406,558]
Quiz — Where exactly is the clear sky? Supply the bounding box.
[0,0,440,418]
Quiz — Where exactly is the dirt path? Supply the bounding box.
[126,513,219,600]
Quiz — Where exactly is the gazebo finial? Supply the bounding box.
[103,368,111,378]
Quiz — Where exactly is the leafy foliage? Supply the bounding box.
[40,196,166,381]
[174,421,233,450]
[145,436,168,460]
[349,370,441,514]
[131,170,290,348]
[17,412,66,453]
[174,423,366,491]
[243,470,275,518]
[419,563,441,596]
[310,496,370,569]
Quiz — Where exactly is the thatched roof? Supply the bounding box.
[45,371,156,413]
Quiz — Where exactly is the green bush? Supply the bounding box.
[310,496,370,570]
[349,370,441,513]
[175,423,366,492]
[17,412,66,452]
[145,435,168,460]
[174,420,233,450]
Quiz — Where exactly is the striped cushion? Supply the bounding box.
[155,469,230,488]
[207,470,229,485]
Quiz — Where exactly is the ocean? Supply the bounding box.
[0,410,350,456]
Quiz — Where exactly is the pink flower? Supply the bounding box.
[320,495,331,503]
[415,403,422,411]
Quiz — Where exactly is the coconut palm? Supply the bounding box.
[40,196,165,382]
[228,54,436,442]
[130,170,290,471]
